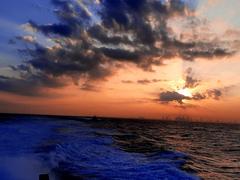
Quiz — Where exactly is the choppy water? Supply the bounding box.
[0,116,239,180]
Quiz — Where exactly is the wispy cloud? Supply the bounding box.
[122,78,168,85]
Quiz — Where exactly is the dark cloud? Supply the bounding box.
[206,89,222,100]
[0,74,65,97]
[137,78,168,84]
[159,88,224,105]
[122,79,168,85]
[184,67,200,88]
[180,46,234,61]
[159,91,190,104]
[152,79,168,83]
[100,47,140,61]
[0,0,237,96]
[191,93,205,101]
[80,83,100,92]
[88,25,133,45]
[28,20,73,37]
[121,80,134,84]
[191,89,222,101]
[137,79,152,85]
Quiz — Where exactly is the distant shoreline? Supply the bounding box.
[0,112,239,125]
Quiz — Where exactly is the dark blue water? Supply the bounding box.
[0,116,239,180]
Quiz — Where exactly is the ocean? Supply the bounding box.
[0,115,239,180]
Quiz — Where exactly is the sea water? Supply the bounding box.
[0,116,239,180]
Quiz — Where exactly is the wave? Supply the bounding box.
[0,116,214,179]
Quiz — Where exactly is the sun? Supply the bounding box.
[177,88,192,97]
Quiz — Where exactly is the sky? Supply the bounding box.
[0,0,240,123]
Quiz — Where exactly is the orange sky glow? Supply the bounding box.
[0,0,240,123]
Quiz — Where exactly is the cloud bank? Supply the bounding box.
[0,0,238,96]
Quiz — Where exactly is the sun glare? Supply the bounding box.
[177,88,192,97]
